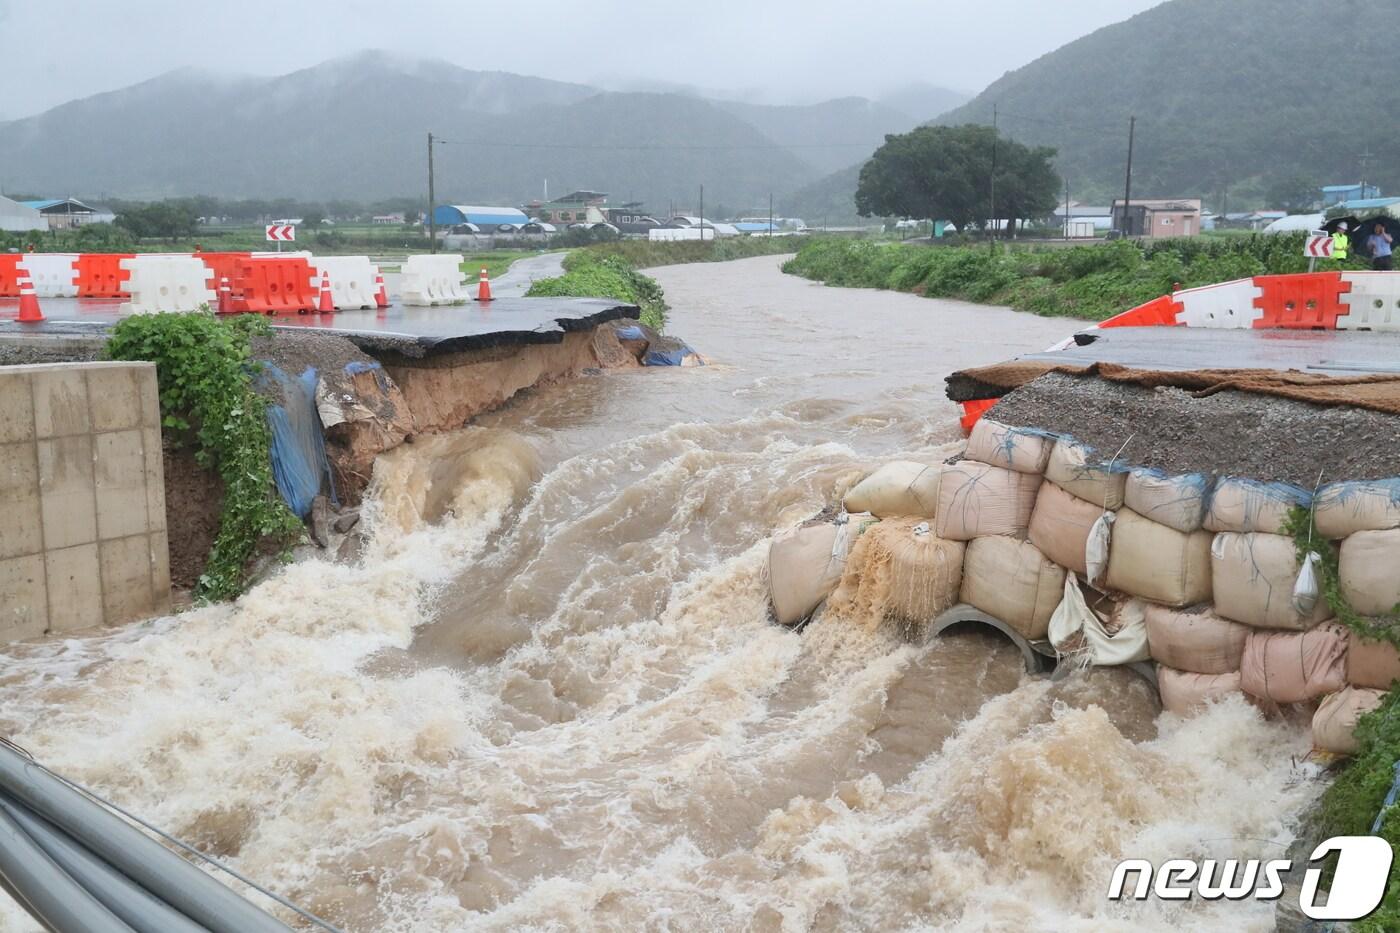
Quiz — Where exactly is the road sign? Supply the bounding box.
[1305,234,1334,258]
[265,224,296,242]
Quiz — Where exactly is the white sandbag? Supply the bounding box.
[1339,528,1400,617]
[1044,438,1128,510]
[1347,630,1400,690]
[1312,686,1385,755]
[1124,469,1211,534]
[826,518,964,626]
[1085,511,1114,590]
[1315,478,1400,539]
[1158,666,1245,716]
[1204,477,1311,535]
[1144,604,1249,675]
[1240,623,1349,704]
[959,535,1065,641]
[1103,508,1213,608]
[1049,573,1151,667]
[843,461,942,519]
[1210,532,1333,630]
[1027,481,1105,577]
[1292,551,1322,616]
[934,461,1042,541]
[768,514,871,625]
[964,419,1053,474]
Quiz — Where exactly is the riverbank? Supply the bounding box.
[782,234,1355,320]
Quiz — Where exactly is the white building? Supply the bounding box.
[0,195,46,233]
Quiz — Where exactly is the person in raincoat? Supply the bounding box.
[1331,221,1350,261]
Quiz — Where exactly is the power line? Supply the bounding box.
[430,138,880,152]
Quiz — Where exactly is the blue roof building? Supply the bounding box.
[1322,184,1381,207]
[432,205,530,230]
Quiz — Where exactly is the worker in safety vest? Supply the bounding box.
[1332,221,1351,261]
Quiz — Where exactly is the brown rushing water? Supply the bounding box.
[0,256,1316,931]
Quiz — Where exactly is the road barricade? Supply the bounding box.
[400,254,467,305]
[0,254,22,297]
[1337,271,1400,332]
[312,256,379,310]
[198,252,251,293]
[18,254,79,297]
[1252,272,1349,329]
[225,257,318,314]
[120,255,217,314]
[74,253,134,298]
[1172,278,1263,329]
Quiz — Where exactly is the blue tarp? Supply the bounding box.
[615,325,646,341]
[260,365,334,518]
[644,346,694,366]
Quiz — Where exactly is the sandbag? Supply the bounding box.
[964,418,1053,474]
[768,514,871,625]
[1210,532,1332,630]
[1048,573,1151,666]
[1158,666,1245,716]
[1028,481,1105,576]
[1044,438,1128,510]
[1312,686,1385,755]
[959,535,1066,640]
[1124,468,1211,534]
[1204,477,1311,535]
[1145,604,1249,675]
[1240,623,1349,704]
[843,461,942,518]
[1339,528,1400,617]
[934,461,1042,541]
[1315,478,1400,539]
[825,518,964,627]
[1103,508,1213,608]
[1346,630,1400,690]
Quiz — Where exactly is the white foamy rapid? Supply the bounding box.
[0,257,1322,931]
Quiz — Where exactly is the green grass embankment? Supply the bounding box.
[782,235,1352,320]
[526,251,668,330]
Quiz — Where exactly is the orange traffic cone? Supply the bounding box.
[217,276,232,314]
[476,266,492,302]
[17,276,44,323]
[374,271,389,309]
[318,271,334,312]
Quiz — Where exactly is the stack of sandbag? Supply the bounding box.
[826,517,965,628]
[1210,531,1331,631]
[767,512,876,626]
[1147,605,1251,714]
[843,460,942,518]
[1313,478,1400,539]
[1205,478,1311,534]
[1312,631,1399,754]
[1239,623,1349,705]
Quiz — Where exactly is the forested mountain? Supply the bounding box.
[0,52,959,211]
[937,0,1400,203]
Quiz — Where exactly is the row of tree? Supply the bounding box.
[854,124,1060,232]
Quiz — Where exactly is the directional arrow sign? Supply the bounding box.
[265,224,296,242]
[1305,234,1334,258]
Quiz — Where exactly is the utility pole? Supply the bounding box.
[989,104,998,243]
[699,184,705,242]
[768,192,774,238]
[427,131,437,254]
[1119,116,1136,237]
[1360,147,1375,197]
[1063,176,1071,239]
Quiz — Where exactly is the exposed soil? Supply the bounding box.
[990,372,1400,486]
[162,439,224,590]
[251,332,375,379]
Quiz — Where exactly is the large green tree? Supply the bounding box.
[855,124,1060,232]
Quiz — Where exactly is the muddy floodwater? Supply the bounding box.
[0,256,1318,931]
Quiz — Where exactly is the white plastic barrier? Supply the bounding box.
[119,255,216,314]
[1172,278,1264,329]
[1338,272,1400,331]
[17,254,78,297]
[400,254,467,306]
[312,256,379,310]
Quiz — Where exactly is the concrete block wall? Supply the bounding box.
[0,361,170,643]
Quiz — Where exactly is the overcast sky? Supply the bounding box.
[1,0,1165,119]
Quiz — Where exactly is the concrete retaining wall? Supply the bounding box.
[1,361,170,642]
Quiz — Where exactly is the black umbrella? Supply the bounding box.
[1323,215,1359,234]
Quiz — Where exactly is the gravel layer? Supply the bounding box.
[990,372,1400,486]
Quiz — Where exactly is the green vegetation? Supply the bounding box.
[577,236,798,269]
[783,234,1341,320]
[105,312,302,601]
[856,125,1059,232]
[526,251,668,330]
[1284,505,1400,928]
[457,250,538,281]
